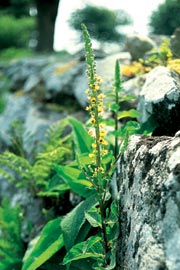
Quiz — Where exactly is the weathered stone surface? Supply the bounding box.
[170,27,180,58]
[125,35,155,60]
[138,66,180,136]
[0,94,32,151]
[116,134,180,270]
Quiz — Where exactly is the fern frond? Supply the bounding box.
[0,199,25,270]
[0,151,32,181]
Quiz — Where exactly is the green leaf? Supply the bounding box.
[118,109,140,119]
[37,183,69,197]
[109,103,120,112]
[54,164,94,198]
[69,117,92,154]
[117,121,140,137]
[63,236,103,265]
[61,195,98,250]
[119,94,136,102]
[85,207,102,228]
[22,217,64,270]
[137,115,157,135]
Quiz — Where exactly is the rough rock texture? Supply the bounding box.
[125,35,155,60]
[0,53,132,108]
[116,134,180,270]
[0,94,32,152]
[138,66,180,136]
[170,27,180,58]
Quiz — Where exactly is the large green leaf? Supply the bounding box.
[118,109,140,119]
[85,207,102,228]
[69,117,92,154]
[22,217,63,270]
[61,195,98,250]
[54,164,94,198]
[63,236,103,265]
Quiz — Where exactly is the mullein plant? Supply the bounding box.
[81,24,119,269]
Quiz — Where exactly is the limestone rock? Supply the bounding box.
[138,66,180,136]
[126,35,155,60]
[5,57,48,91]
[0,94,32,152]
[170,27,180,58]
[116,134,180,270]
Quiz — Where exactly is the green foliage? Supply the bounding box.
[149,0,180,35]
[141,39,173,67]
[61,195,97,251]
[0,24,156,270]
[0,15,35,49]
[121,39,175,79]
[0,0,31,18]
[63,236,103,266]
[22,217,63,270]
[0,47,35,62]
[0,76,10,114]
[54,164,94,198]
[0,118,72,196]
[69,117,93,155]
[69,4,132,43]
[0,199,25,270]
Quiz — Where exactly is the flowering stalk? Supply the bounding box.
[82,23,110,263]
[114,60,122,159]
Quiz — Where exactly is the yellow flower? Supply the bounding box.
[90,83,100,91]
[100,129,106,137]
[102,149,108,155]
[90,97,96,103]
[98,106,103,113]
[90,117,96,124]
[167,51,172,58]
[98,166,104,173]
[89,153,95,158]
[85,106,91,111]
[99,123,106,128]
[88,129,94,136]
[92,143,96,149]
[96,76,103,83]
[99,137,108,145]
[98,93,106,99]
[85,89,90,94]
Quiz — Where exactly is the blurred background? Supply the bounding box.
[0,0,180,60]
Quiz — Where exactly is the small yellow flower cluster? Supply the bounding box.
[92,166,105,176]
[167,59,180,74]
[121,61,151,78]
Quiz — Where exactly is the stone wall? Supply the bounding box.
[116,134,180,270]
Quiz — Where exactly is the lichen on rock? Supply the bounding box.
[116,135,180,270]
